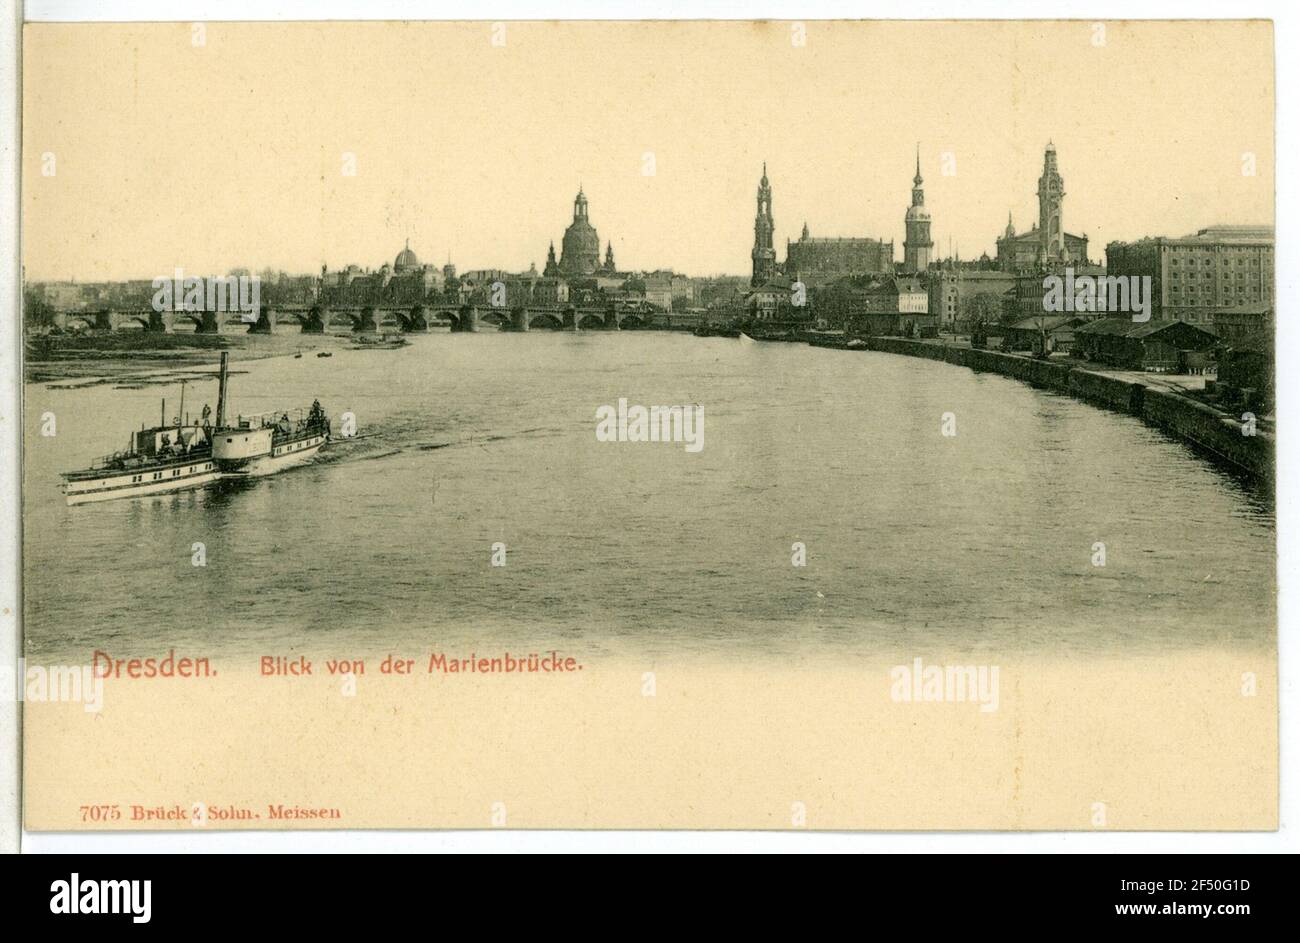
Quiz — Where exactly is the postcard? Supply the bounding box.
[19,19,1275,831]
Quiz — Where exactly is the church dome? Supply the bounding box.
[394,241,419,273]
[561,220,600,274]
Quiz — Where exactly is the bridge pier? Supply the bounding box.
[400,304,429,333]
[563,307,578,331]
[194,311,222,334]
[606,307,621,331]
[510,307,529,332]
[301,305,327,333]
[248,305,275,334]
[455,305,479,333]
[145,310,174,333]
[353,305,379,333]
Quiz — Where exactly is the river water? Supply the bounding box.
[23,331,1275,664]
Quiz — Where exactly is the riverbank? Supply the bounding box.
[804,332,1274,481]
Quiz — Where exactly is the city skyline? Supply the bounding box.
[23,21,1274,281]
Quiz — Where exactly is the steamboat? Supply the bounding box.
[61,352,331,505]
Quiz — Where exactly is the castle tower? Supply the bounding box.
[902,145,933,273]
[751,163,776,287]
[1037,142,1066,265]
[543,241,559,277]
[603,241,616,273]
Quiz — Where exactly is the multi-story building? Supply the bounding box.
[785,226,894,285]
[745,274,799,322]
[1105,225,1274,328]
[926,269,1018,329]
[821,275,932,336]
[642,271,676,311]
[1008,264,1107,322]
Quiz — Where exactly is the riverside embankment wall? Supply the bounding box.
[850,337,1273,479]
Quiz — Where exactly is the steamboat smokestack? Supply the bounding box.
[215,352,229,428]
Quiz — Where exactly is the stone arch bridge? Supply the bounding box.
[49,303,661,335]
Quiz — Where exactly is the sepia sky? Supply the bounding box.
[22,19,1274,281]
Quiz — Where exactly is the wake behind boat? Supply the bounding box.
[61,352,331,505]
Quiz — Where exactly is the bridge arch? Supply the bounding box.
[529,312,564,330]
[64,310,115,331]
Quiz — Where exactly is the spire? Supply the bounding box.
[913,144,922,185]
[751,162,776,287]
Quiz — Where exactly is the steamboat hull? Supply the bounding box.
[62,458,221,505]
[216,432,328,477]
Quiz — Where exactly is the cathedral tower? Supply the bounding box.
[1037,142,1066,266]
[903,146,933,273]
[751,163,776,287]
